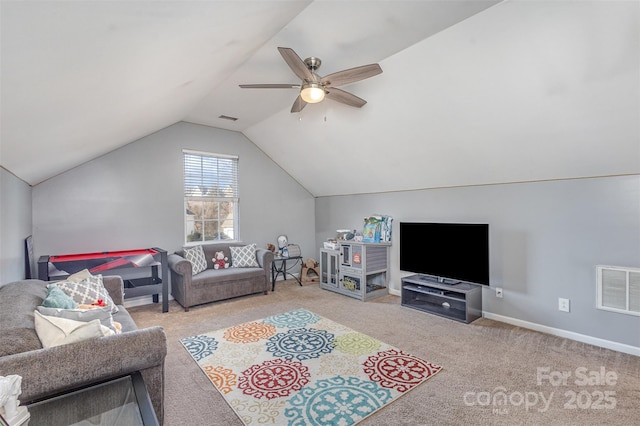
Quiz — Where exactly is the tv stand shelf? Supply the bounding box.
[401,275,482,323]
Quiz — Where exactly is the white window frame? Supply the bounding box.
[183,149,239,245]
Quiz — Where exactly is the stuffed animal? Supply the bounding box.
[213,251,230,269]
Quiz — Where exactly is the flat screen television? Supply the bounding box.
[399,222,490,286]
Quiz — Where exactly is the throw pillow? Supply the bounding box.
[36,306,120,334]
[55,275,118,314]
[67,268,93,283]
[230,244,259,268]
[34,311,111,348]
[184,245,207,275]
[42,285,78,309]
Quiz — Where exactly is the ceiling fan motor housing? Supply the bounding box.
[304,57,322,71]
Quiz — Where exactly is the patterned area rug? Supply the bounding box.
[180,309,442,425]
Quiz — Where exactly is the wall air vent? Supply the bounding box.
[218,115,238,121]
[596,265,640,316]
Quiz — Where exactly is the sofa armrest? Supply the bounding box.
[102,275,125,305]
[168,253,193,311]
[0,326,167,423]
[168,253,192,276]
[256,248,274,287]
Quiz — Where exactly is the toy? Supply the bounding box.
[213,251,230,269]
[277,235,288,249]
[301,258,320,283]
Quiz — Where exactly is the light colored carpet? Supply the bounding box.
[129,280,640,425]
[179,308,442,425]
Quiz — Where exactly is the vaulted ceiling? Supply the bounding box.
[2,1,638,196]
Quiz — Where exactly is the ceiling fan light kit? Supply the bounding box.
[239,47,382,113]
[300,83,325,103]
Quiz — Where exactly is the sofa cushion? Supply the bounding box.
[112,307,138,332]
[192,268,264,285]
[0,280,48,356]
[230,244,259,268]
[184,245,207,274]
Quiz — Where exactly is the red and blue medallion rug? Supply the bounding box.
[180,309,442,425]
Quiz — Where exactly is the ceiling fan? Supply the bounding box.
[239,47,383,113]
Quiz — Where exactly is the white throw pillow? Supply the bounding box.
[184,245,207,275]
[230,244,259,268]
[67,268,93,283]
[55,274,118,314]
[34,311,112,348]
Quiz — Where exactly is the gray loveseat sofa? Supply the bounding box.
[168,242,273,312]
[0,277,167,424]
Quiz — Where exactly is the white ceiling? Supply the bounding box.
[2,0,638,196]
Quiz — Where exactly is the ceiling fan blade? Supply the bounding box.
[291,95,307,113]
[278,47,314,82]
[325,87,367,108]
[321,64,382,87]
[239,84,300,89]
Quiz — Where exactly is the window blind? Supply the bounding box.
[183,151,238,198]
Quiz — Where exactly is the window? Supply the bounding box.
[183,150,238,244]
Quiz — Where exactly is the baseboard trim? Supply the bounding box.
[483,312,640,357]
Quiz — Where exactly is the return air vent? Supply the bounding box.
[596,265,640,316]
[218,115,238,121]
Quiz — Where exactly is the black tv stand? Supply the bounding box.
[418,274,461,286]
[402,274,482,323]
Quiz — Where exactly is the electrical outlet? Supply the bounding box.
[558,298,570,312]
[495,287,503,298]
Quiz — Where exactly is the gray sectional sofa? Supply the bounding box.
[168,242,273,311]
[0,277,167,424]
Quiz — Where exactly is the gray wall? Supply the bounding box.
[315,175,640,348]
[32,121,315,263]
[0,167,32,284]
[23,121,640,348]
